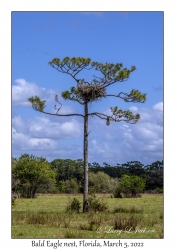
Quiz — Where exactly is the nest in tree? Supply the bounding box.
[78,84,106,101]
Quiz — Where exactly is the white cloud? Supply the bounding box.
[153,102,163,111]
[12,124,83,161]
[12,114,83,141]
[123,132,133,140]
[139,105,163,125]
[28,116,83,139]
[12,127,57,151]
[87,102,163,164]
[12,78,58,107]
[133,124,160,140]
[12,114,83,162]
[12,116,27,133]
[12,101,163,165]
[129,106,138,111]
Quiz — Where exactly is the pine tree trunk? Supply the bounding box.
[83,102,88,212]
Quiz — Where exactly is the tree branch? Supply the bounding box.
[105,90,146,103]
[88,108,140,124]
[88,112,109,119]
[73,64,93,76]
[40,111,84,117]
[49,57,93,84]
[28,95,85,117]
[51,64,79,82]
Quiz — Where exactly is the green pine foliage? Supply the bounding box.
[29,56,147,125]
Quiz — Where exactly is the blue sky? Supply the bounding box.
[12,11,163,165]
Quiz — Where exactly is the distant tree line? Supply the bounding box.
[89,160,163,192]
[12,154,163,198]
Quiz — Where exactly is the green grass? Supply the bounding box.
[12,194,163,239]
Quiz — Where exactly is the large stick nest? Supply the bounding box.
[78,84,106,101]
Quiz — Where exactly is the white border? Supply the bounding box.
[1,1,175,249]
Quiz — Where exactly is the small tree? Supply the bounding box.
[28,57,146,211]
[65,178,79,194]
[12,154,56,198]
[117,175,146,198]
[89,171,117,193]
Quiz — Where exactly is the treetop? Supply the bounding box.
[48,56,136,85]
[29,56,146,125]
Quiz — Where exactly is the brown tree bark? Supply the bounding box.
[83,102,89,212]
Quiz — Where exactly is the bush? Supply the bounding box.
[118,175,146,198]
[88,172,117,193]
[88,194,108,213]
[12,154,56,198]
[113,188,122,198]
[66,198,81,213]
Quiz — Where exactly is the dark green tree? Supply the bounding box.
[122,161,146,177]
[117,174,146,197]
[12,154,56,198]
[50,158,84,187]
[28,56,146,212]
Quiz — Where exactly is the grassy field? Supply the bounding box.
[12,194,163,239]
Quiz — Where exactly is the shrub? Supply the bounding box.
[118,175,146,198]
[88,194,108,213]
[113,188,122,198]
[88,172,117,193]
[66,198,81,213]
